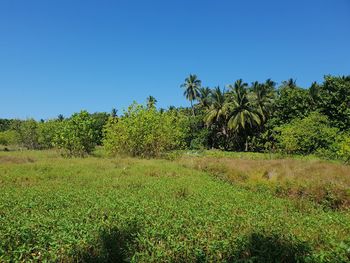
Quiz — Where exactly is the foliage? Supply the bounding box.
[37,120,61,149]
[274,112,339,155]
[13,119,40,149]
[0,150,350,262]
[90,112,109,145]
[337,135,350,163]
[54,111,97,157]
[272,85,311,126]
[103,103,189,157]
[180,153,350,210]
[318,75,350,130]
[0,130,18,146]
[181,74,201,115]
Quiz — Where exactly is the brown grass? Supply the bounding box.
[178,156,350,210]
[0,155,35,164]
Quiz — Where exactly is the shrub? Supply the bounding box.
[37,120,61,149]
[274,112,339,155]
[337,136,350,163]
[0,130,18,146]
[103,103,188,157]
[13,119,40,149]
[54,111,97,157]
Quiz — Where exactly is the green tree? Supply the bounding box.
[317,75,350,130]
[250,80,275,123]
[103,103,188,157]
[272,84,310,125]
[274,112,339,155]
[38,120,61,149]
[14,119,40,149]
[111,108,118,118]
[90,112,109,145]
[226,79,261,151]
[181,74,201,115]
[198,87,212,109]
[54,111,97,157]
[146,96,157,109]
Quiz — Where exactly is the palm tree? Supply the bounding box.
[282,78,297,89]
[146,96,157,109]
[198,87,212,109]
[226,79,261,151]
[204,87,226,128]
[181,74,201,115]
[57,114,64,122]
[250,80,276,123]
[110,108,118,117]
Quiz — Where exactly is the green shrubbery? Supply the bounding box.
[0,130,18,146]
[103,103,189,157]
[54,111,97,157]
[337,136,350,163]
[274,112,339,155]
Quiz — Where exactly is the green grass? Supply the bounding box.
[0,150,350,262]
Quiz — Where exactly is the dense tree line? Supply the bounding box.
[181,74,350,160]
[0,75,349,161]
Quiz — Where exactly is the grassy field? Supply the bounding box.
[1,150,350,262]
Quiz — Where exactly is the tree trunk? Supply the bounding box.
[245,138,248,152]
[191,100,195,116]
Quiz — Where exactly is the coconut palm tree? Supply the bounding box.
[198,87,212,109]
[250,80,276,123]
[226,79,261,151]
[181,74,201,115]
[146,96,157,109]
[204,87,226,127]
[282,78,297,89]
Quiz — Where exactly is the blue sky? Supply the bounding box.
[1,0,349,119]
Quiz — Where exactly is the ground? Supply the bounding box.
[0,150,350,262]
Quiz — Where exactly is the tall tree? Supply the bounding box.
[226,79,261,151]
[146,96,157,109]
[111,108,118,118]
[250,80,276,123]
[198,87,212,109]
[205,87,226,127]
[57,114,64,122]
[281,78,297,89]
[181,74,201,115]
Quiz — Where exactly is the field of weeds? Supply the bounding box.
[0,150,350,262]
[176,150,350,210]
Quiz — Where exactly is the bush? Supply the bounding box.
[337,136,350,163]
[54,111,97,157]
[103,103,188,157]
[38,120,61,149]
[14,119,40,149]
[274,112,339,155]
[0,130,18,146]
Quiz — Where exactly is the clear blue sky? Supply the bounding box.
[1,0,349,119]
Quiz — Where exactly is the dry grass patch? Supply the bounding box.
[179,156,350,210]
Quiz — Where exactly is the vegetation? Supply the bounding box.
[1,74,350,261]
[54,111,97,157]
[103,103,188,157]
[178,151,350,210]
[1,74,349,160]
[0,150,350,262]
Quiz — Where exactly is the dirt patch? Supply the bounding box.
[0,156,35,164]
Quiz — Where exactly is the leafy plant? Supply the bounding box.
[54,111,97,157]
[103,103,189,157]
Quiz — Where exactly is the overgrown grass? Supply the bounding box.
[0,150,350,262]
[178,153,350,210]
